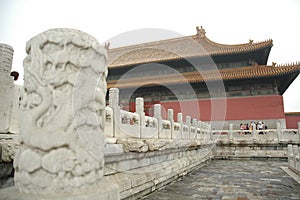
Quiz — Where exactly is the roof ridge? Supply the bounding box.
[107,27,274,68]
[197,35,273,48]
[108,35,193,52]
[108,32,273,52]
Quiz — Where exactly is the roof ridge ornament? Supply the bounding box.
[196,26,206,38]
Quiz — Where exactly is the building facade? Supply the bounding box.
[106,27,300,129]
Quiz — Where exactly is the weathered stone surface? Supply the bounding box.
[104,143,124,155]
[8,85,23,134]
[145,139,171,151]
[0,44,14,133]
[41,148,75,174]
[117,139,149,153]
[0,178,119,200]
[105,145,212,199]
[12,28,115,197]
[0,44,14,74]
[18,149,41,173]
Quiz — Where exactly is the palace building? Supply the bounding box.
[106,26,300,128]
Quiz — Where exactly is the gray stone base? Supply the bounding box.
[0,178,119,200]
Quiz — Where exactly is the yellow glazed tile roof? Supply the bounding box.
[107,27,273,68]
[107,63,300,89]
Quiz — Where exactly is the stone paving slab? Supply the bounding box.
[142,160,300,200]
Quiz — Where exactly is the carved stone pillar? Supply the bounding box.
[135,97,145,126]
[0,44,14,133]
[191,118,197,140]
[207,124,212,141]
[252,123,257,142]
[177,113,183,125]
[177,113,183,139]
[109,88,120,138]
[154,104,161,119]
[1,29,119,199]
[186,116,191,139]
[276,122,283,142]
[154,104,162,137]
[292,145,299,170]
[167,109,174,138]
[288,144,294,168]
[197,121,202,140]
[136,97,145,138]
[228,124,233,143]
[167,109,174,122]
[109,88,119,109]
[135,97,144,114]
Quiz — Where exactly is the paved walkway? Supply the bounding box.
[143,160,300,200]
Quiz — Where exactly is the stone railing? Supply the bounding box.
[2,90,300,162]
[213,122,300,159]
[1,89,300,161]
[212,122,300,144]
[288,144,300,175]
[104,88,211,141]
[0,87,213,187]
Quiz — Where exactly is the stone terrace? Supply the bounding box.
[143,159,300,200]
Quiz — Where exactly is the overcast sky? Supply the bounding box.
[0,0,299,112]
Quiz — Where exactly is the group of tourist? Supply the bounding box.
[239,121,268,134]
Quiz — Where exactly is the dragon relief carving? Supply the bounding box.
[14,29,108,194]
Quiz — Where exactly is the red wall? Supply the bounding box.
[158,95,285,121]
[285,114,300,129]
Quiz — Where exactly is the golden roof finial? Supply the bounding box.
[196,26,206,38]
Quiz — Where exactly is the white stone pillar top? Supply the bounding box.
[197,121,201,127]
[135,97,144,114]
[186,116,191,125]
[154,104,161,119]
[276,122,281,130]
[177,113,183,123]
[192,118,197,127]
[109,87,119,94]
[109,88,119,108]
[168,109,174,121]
[0,43,14,74]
